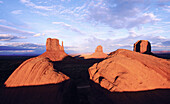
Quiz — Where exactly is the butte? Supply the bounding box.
[89,45,108,59]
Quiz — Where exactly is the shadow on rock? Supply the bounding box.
[89,80,170,104]
[0,80,78,104]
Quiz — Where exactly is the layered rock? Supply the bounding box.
[89,45,108,59]
[89,49,170,92]
[39,38,67,61]
[4,57,69,87]
[134,40,151,54]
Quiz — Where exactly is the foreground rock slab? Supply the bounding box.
[4,57,69,87]
[89,49,170,92]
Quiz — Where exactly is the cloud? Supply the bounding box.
[52,22,85,35]
[0,25,34,35]
[87,0,160,29]
[162,41,170,46]
[0,19,6,23]
[0,34,26,41]
[0,50,34,53]
[33,33,41,37]
[162,5,170,12]
[20,0,53,11]
[60,0,71,2]
[0,19,26,27]
[158,0,170,2]
[0,46,33,50]
[0,42,45,55]
[33,33,45,37]
[64,46,79,54]
[31,11,49,16]
[11,10,23,14]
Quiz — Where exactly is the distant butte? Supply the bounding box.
[39,38,68,61]
[134,40,152,54]
[89,45,108,59]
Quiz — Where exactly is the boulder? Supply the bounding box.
[89,49,170,92]
[89,45,108,59]
[4,57,69,87]
[39,38,67,61]
[134,40,151,54]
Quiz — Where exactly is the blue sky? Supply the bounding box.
[0,0,170,55]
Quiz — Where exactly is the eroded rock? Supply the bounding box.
[4,57,69,87]
[89,49,170,92]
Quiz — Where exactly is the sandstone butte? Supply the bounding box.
[134,40,152,54]
[89,45,108,59]
[88,49,170,92]
[39,38,68,61]
[4,57,69,87]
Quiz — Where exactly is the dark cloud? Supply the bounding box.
[0,43,45,55]
[162,41,170,46]
[0,46,32,50]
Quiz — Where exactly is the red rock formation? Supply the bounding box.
[89,49,170,92]
[134,40,151,54]
[89,45,108,59]
[39,38,67,61]
[4,57,69,87]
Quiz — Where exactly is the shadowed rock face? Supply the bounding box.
[4,57,69,87]
[88,49,170,92]
[134,40,151,54]
[39,38,67,61]
[90,45,108,59]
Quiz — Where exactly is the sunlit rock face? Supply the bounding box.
[39,38,67,61]
[89,45,108,59]
[88,49,170,92]
[4,57,70,87]
[134,40,151,54]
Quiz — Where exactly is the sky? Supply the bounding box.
[0,0,170,55]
